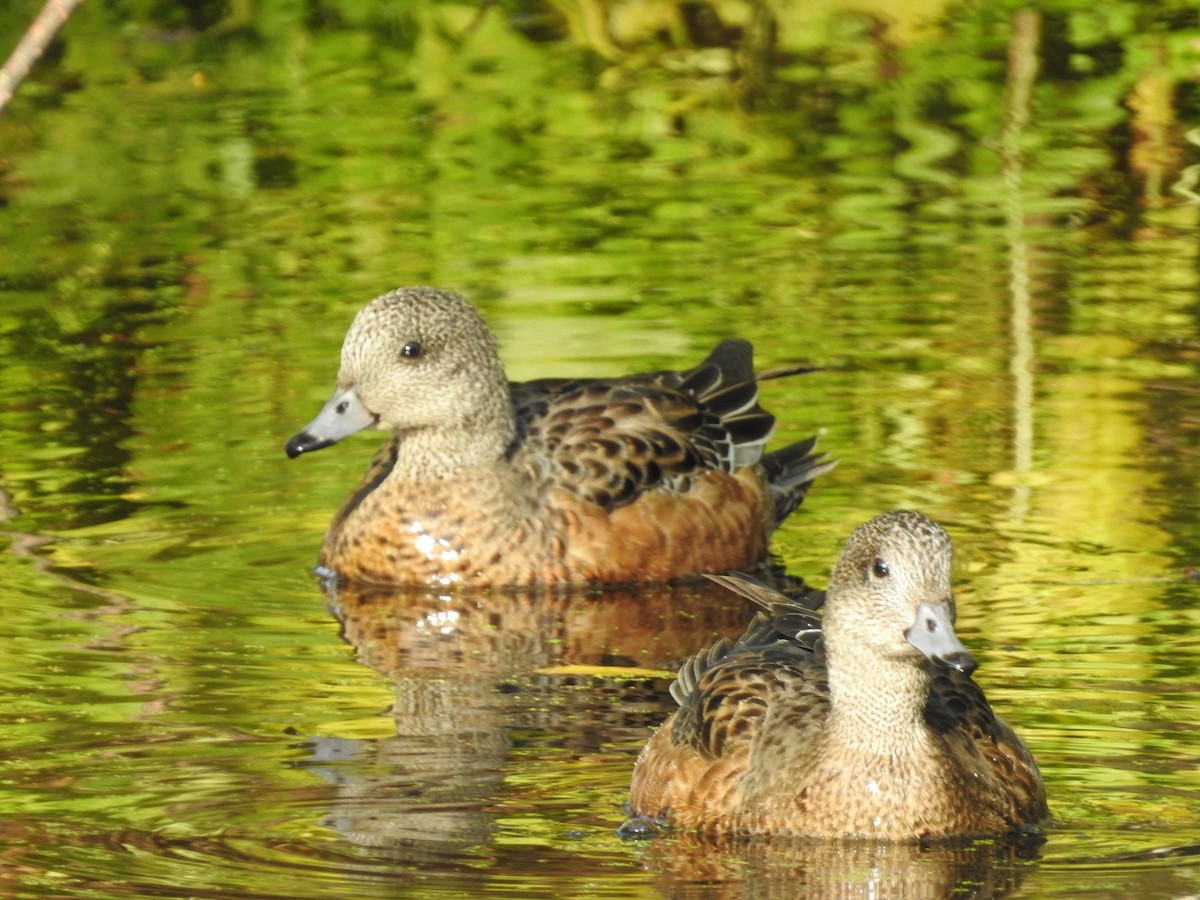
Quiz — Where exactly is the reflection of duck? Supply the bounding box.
[286,286,833,586]
[314,576,822,863]
[324,575,819,678]
[627,511,1048,840]
[629,828,1041,900]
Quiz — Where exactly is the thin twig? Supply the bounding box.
[0,0,86,114]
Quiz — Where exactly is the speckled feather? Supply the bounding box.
[627,511,1048,840]
[287,287,835,586]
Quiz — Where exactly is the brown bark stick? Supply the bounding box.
[0,0,86,114]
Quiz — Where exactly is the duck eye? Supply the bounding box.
[401,341,423,359]
[871,558,889,578]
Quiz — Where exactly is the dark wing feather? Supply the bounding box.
[926,667,1049,822]
[924,667,993,737]
[762,437,838,528]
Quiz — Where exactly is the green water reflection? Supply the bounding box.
[2,0,1200,897]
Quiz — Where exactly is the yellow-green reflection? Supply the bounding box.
[1,1,1200,897]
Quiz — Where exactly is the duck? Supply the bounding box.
[285,286,835,586]
[625,510,1048,840]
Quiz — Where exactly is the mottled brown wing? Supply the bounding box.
[668,587,827,761]
[926,668,1049,822]
[671,653,821,762]
[507,340,779,510]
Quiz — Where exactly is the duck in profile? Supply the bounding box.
[625,510,1047,840]
[285,287,834,586]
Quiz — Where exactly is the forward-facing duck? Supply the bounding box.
[626,510,1047,840]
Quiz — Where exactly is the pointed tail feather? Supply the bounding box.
[762,435,837,528]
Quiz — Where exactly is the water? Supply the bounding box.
[2,1,1200,896]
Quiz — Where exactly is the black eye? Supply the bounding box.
[872,558,889,578]
[401,341,422,359]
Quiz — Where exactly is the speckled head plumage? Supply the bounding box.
[284,287,516,471]
[823,510,968,672]
[338,286,512,433]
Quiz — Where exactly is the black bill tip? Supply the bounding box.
[939,651,978,677]
[285,431,335,459]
